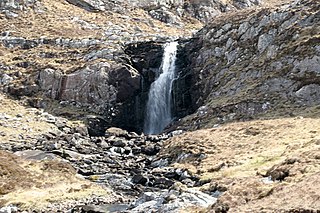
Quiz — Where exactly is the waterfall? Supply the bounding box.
[143,42,178,135]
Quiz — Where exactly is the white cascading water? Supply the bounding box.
[144,42,178,135]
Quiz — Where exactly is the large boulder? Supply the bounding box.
[38,62,141,114]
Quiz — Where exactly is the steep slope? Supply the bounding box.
[173,0,320,130]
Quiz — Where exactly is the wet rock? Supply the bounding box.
[87,116,108,137]
[141,144,160,155]
[131,146,142,155]
[132,174,148,185]
[131,188,217,212]
[153,177,174,188]
[114,41,164,133]
[109,147,126,155]
[150,158,169,168]
[78,168,95,176]
[111,139,127,147]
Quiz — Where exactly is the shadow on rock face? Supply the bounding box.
[87,116,108,137]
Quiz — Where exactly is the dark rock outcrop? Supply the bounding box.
[38,62,140,115]
[65,0,102,12]
[111,42,165,133]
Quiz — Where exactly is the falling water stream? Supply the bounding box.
[143,42,178,134]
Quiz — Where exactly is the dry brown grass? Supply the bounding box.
[163,117,320,180]
[234,171,320,212]
[162,117,320,211]
[0,151,33,195]
[0,150,110,210]
[0,0,201,39]
[0,93,57,143]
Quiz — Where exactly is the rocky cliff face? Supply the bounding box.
[0,0,274,132]
[173,0,320,130]
[38,63,141,114]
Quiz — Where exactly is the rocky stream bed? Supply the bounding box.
[0,110,218,212]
